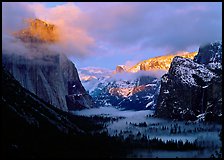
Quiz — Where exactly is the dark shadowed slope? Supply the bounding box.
[1,68,128,158]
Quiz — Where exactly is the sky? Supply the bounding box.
[2,2,222,70]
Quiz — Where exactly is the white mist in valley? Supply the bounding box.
[73,106,221,148]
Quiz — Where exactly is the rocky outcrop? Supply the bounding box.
[3,18,94,111]
[60,54,95,110]
[115,65,127,73]
[194,41,222,75]
[155,42,222,122]
[13,18,59,43]
[194,41,222,65]
[2,53,95,111]
[128,52,197,72]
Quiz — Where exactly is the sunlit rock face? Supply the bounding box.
[13,18,59,43]
[3,18,95,111]
[156,42,222,122]
[128,52,197,73]
[80,52,197,111]
[115,65,127,73]
[109,85,147,98]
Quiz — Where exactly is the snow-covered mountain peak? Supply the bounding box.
[169,56,217,87]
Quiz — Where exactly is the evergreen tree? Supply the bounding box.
[178,126,181,133]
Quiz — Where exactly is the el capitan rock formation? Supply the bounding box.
[3,18,94,111]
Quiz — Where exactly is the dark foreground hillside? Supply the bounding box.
[1,68,128,158]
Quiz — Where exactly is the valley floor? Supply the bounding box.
[73,106,222,158]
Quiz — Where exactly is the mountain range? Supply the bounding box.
[80,51,198,110]
[2,18,222,120]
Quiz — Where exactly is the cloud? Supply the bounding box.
[2,2,222,66]
[124,60,139,69]
[2,2,35,33]
[2,2,37,56]
[79,2,222,53]
[28,2,96,57]
[110,70,167,82]
[2,2,96,58]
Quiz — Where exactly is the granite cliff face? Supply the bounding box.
[2,18,94,111]
[60,55,95,110]
[128,52,197,73]
[155,42,222,122]
[194,41,222,65]
[2,53,94,111]
[13,18,59,43]
[115,65,127,73]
